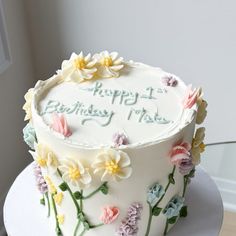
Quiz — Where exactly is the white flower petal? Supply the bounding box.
[110,52,118,60]
[117,167,132,179]
[118,151,131,167]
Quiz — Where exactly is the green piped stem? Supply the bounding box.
[80,190,83,211]
[145,203,153,236]
[73,219,81,236]
[182,176,188,197]
[90,223,104,229]
[144,165,176,236]
[51,193,62,236]
[57,169,81,215]
[164,219,169,235]
[79,228,86,236]
[83,182,107,199]
[45,192,50,217]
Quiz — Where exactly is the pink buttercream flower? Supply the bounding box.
[170,141,191,166]
[182,86,201,109]
[100,206,120,224]
[51,113,72,137]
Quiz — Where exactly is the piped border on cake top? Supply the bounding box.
[22,51,205,149]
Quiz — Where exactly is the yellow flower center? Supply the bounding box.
[69,167,81,181]
[57,214,65,225]
[74,57,86,69]
[101,56,113,67]
[45,176,57,194]
[199,142,205,153]
[54,192,64,205]
[37,157,47,167]
[105,160,120,175]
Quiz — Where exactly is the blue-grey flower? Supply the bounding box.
[23,123,37,149]
[147,183,165,207]
[163,195,184,219]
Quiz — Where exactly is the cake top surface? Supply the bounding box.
[32,52,196,148]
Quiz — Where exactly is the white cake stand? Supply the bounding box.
[3,163,223,236]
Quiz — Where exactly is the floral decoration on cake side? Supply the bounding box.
[23,123,37,150]
[22,88,34,121]
[92,148,132,182]
[29,143,58,174]
[58,158,92,188]
[191,127,206,165]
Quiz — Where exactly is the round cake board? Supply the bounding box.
[3,163,223,236]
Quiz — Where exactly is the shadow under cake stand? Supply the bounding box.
[3,163,223,236]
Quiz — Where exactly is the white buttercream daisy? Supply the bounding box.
[191,127,206,165]
[92,149,132,182]
[22,88,34,121]
[59,158,92,188]
[29,143,58,174]
[61,52,97,82]
[94,51,124,78]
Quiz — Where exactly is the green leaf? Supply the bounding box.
[152,206,162,216]
[100,182,109,195]
[168,216,178,224]
[59,182,67,191]
[40,198,45,205]
[180,206,188,217]
[169,173,175,184]
[74,191,82,200]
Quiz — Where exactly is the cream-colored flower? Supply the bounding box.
[57,214,65,225]
[94,51,124,78]
[191,127,206,165]
[29,143,58,173]
[61,52,97,82]
[22,88,34,121]
[54,192,64,205]
[92,149,132,182]
[59,158,92,188]
[196,99,208,124]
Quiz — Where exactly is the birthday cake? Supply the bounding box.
[22,51,207,236]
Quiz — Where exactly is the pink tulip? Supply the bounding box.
[100,206,120,224]
[182,86,200,109]
[51,113,72,137]
[170,141,191,166]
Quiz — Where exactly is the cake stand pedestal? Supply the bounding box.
[3,163,223,236]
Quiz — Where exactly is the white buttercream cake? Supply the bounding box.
[23,51,207,236]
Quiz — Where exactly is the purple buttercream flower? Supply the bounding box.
[112,132,129,147]
[179,158,194,175]
[116,203,142,236]
[161,75,178,87]
[33,162,48,194]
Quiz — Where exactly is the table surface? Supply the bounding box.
[4,163,224,236]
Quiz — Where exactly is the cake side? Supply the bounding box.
[22,51,207,236]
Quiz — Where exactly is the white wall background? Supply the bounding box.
[1,0,236,233]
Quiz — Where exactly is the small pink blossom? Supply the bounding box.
[100,206,120,224]
[170,141,191,165]
[182,86,201,109]
[51,113,72,137]
[112,132,129,147]
[161,75,178,87]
